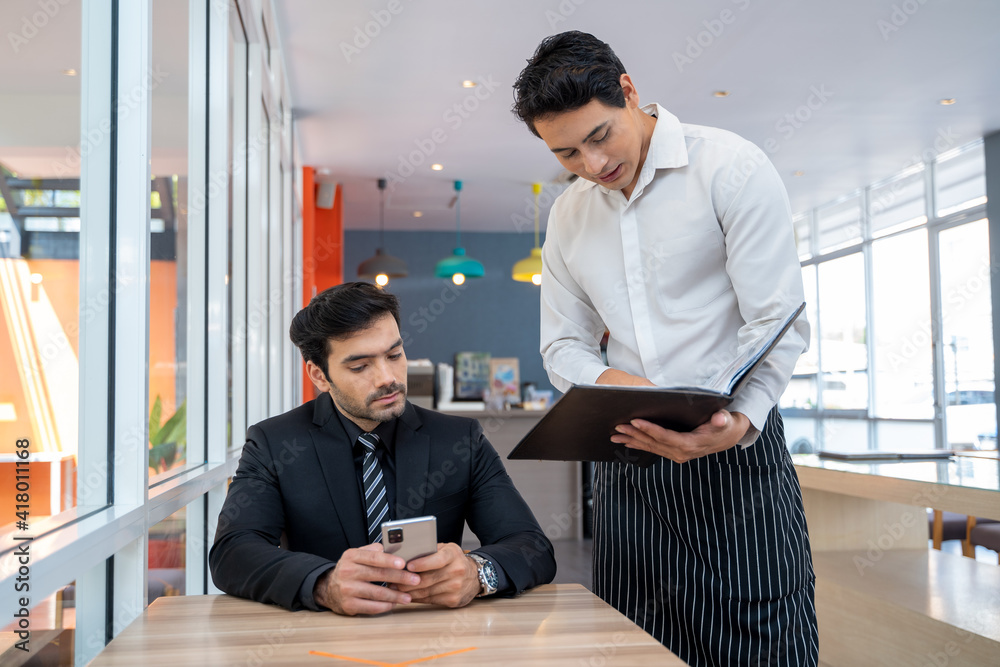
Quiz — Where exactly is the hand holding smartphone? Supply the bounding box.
[380,515,438,563]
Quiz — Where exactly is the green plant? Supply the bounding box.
[149,396,187,472]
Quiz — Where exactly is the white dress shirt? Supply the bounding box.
[540,103,809,446]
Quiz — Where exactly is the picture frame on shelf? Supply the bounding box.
[454,351,491,400]
[489,357,520,406]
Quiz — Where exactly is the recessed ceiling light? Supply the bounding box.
[462,80,477,88]
[793,170,805,177]
[431,164,444,171]
[413,211,423,218]
[62,68,78,76]
[712,90,730,98]
[939,98,956,105]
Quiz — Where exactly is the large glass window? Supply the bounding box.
[818,253,868,410]
[935,143,986,217]
[228,10,248,453]
[821,419,868,452]
[793,213,812,260]
[782,139,991,454]
[149,0,190,477]
[872,229,932,418]
[0,0,83,534]
[817,195,862,253]
[870,167,925,238]
[0,2,298,661]
[939,220,994,449]
[781,264,818,409]
[148,506,187,603]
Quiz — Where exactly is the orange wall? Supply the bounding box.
[0,259,177,458]
[301,168,344,402]
[19,260,177,415]
[149,260,178,417]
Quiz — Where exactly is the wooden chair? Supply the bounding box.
[927,509,972,551]
[969,519,1000,563]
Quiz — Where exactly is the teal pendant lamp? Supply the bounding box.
[434,180,484,285]
[358,178,408,287]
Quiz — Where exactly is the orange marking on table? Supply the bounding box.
[309,646,478,666]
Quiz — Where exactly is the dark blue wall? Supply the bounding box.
[344,230,555,395]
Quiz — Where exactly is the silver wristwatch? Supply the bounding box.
[467,553,498,597]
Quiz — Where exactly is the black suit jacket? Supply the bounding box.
[209,394,556,610]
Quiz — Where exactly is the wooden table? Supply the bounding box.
[89,584,686,666]
[793,455,1000,666]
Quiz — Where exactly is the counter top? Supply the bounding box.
[436,407,551,420]
[792,453,1000,492]
[793,453,1000,521]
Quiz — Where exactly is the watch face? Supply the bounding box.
[482,560,498,590]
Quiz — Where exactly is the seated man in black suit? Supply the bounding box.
[210,282,556,615]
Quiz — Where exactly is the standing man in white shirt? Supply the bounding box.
[513,31,818,667]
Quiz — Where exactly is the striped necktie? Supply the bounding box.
[357,432,389,544]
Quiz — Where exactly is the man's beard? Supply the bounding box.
[331,381,407,425]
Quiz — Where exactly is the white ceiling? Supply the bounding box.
[2,1,996,236]
[274,0,1000,233]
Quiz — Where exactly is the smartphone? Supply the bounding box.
[380,515,438,563]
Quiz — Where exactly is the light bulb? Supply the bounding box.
[531,274,542,285]
[375,274,389,287]
[29,273,43,285]
[452,273,465,286]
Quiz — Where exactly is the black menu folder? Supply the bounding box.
[508,303,806,468]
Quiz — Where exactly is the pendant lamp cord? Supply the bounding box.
[378,178,387,250]
[533,186,540,249]
[454,180,462,249]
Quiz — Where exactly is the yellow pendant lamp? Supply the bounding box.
[512,182,544,285]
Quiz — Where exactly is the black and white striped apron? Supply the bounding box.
[593,408,818,667]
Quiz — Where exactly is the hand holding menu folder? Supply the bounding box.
[508,302,806,468]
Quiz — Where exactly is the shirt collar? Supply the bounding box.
[333,401,397,456]
[583,102,689,196]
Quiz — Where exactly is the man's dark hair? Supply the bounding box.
[289,282,401,381]
[512,31,627,138]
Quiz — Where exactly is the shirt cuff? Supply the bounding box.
[728,388,773,448]
[737,423,761,448]
[575,361,611,386]
[296,563,336,611]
